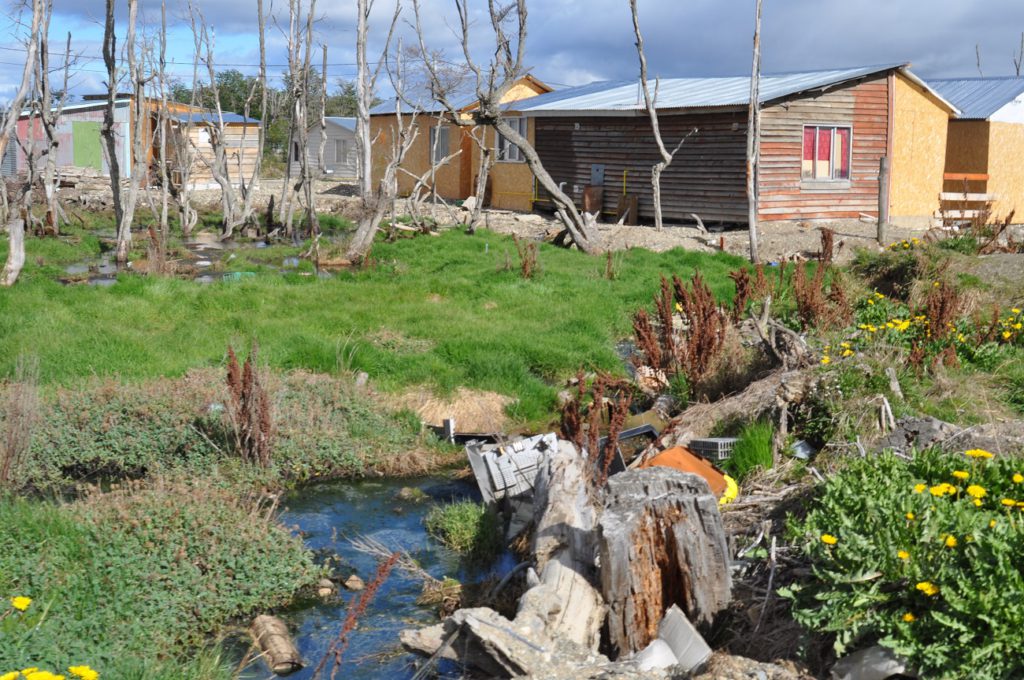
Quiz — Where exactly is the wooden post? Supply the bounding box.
[878,156,891,245]
[746,0,763,263]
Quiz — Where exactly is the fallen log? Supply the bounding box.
[250,614,303,675]
[598,467,731,656]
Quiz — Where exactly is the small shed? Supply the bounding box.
[369,75,553,212]
[516,64,955,228]
[290,117,358,181]
[928,77,1024,223]
[168,111,262,189]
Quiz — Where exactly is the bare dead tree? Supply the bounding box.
[237,0,268,235]
[298,0,320,238]
[143,0,172,274]
[1014,32,1024,77]
[976,43,984,77]
[115,0,147,263]
[746,0,763,263]
[411,0,603,253]
[100,0,125,253]
[628,0,697,232]
[466,126,491,232]
[317,43,328,177]
[346,37,419,261]
[35,2,73,236]
[0,0,45,287]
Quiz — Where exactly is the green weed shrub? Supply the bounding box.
[425,500,502,563]
[724,421,774,480]
[783,447,1024,679]
[0,481,318,677]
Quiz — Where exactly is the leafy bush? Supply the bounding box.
[724,421,774,480]
[783,447,1024,679]
[425,500,502,563]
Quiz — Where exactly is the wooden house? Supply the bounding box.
[928,77,1024,223]
[514,64,956,228]
[5,95,261,189]
[290,117,358,181]
[369,75,552,212]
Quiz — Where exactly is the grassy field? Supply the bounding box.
[0,228,746,424]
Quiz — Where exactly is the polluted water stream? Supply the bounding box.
[229,475,517,679]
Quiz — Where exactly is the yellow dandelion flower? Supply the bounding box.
[957,334,966,343]
[867,299,875,305]
[842,349,854,357]
[820,533,838,545]
[1013,308,1022,315]
[953,470,970,481]
[1001,498,1016,507]
[68,667,99,680]
[965,449,994,459]
[903,612,916,622]
[913,484,926,493]
[875,292,885,299]
[929,483,956,497]
[821,356,831,365]
[897,550,910,560]
[840,341,851,349]
[974,498,983,507]
[1003,331,1013,340]
[1013,473,1023,484]
[1015,323,1023,331]
[916,581,939,596]
[0,673,18,680]
[906,512,916,520]
[967,484,986,498]
[10,596,31,612]
[944,535,958,548]
[990,519,998,528]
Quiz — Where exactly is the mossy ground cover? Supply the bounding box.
[0,228,745,425]
[0,482,319,679]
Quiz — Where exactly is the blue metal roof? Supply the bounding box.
[927,77,1024,120]
[325,116,357,131]
[512,64,930,114]
[172,111,261,125]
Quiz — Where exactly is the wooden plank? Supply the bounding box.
[938,210,982,218]
[939,192,994,201]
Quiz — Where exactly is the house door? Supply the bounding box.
[72,121,103,171]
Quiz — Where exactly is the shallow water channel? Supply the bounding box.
[232,476,512,679]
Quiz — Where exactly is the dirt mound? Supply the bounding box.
[394,386,514,433]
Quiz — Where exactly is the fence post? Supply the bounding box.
[878,156,890,246]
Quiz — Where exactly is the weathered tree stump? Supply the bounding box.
[598,467,731,656]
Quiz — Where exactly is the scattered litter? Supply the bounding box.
[689,437,738,462]
[791,440,816,460]
[250,615,304,675]
[639,446,728,496]
[831,645,915,680]
[466,433,555,505]
[223,271,256,282]
[597,424,659,476]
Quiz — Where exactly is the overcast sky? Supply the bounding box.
[1,0,1023,103]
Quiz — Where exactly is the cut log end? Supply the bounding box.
[250,614,304,675]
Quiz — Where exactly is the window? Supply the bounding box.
[497,117,528,162]
[801,125,851,181]
[334,139,348,164]
[429,125,449,164]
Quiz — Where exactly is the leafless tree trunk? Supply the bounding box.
[411,0,602,253]
[629,0,697,232]
[100,0,125,253]
[298,0,319,237]
[317,44,328,177]
[36,4,72,237]
[237,0,268,235]
[355,0,373,201]
[1,0,45,287]
[115,0,145,263]
[746,0,762,263]
[466,127,491,233]
[1014,33,1024,77]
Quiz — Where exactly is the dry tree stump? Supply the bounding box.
[598,467,732,657]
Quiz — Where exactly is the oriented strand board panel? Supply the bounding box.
[985,121,1024,221]
[943,120,989,175]
[890,73,949,221]
[485,121,537,212]
[757,75,888,222]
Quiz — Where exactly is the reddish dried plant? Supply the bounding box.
[793,264,850,331]
[922,282,960,341]
[672,272,727,384]
[559,372,633,488]
[819,228,835,265]
[226,342,273,468]
[631,309,664,371]
[514,236,539,279]
[729,268,752,323]
[314,552,400,680]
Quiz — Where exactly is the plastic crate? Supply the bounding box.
[688,437,737,461]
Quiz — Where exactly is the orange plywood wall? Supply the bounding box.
[986,121,1024,221]
[890,74,950,225]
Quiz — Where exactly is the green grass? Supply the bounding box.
[724,420,775,480]
[0,229,745,424]
[0,484,318,679]
[424,500,503,563]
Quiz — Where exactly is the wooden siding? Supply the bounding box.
[291,122,358,181]
[758,75,889,222]
[534,111,749,223]
[984,121,1024,221]
[175,124,261,186]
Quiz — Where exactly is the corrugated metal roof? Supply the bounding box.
[927,77,1024,120]
[172,111,261,125]
[325,116,357,131]
[514,64,910,114]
